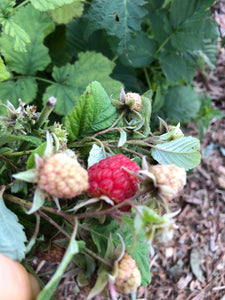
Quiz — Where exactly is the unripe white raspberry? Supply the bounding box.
[38,153,89,199]
[115,252,141,294]
[149,164,186,201]
[125,92,142,112]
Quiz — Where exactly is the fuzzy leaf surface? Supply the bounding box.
[0,196,27,261]
[65,81,118,140]
[0,4,55,74]
[151,136,201,170]
[86,0,148,54]
[43,52,122,115]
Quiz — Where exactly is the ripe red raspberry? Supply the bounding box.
[38,153,89,199]
[87,154,140,211]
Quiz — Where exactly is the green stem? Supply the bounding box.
[3,150,33,157]
[33,97,57,130]
[155,34,173,56]
[33,76,55,85]
[144,67,152,90]
[13,0,30,12]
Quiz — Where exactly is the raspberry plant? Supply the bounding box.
[0,80,201,299]
[0,0,213,298]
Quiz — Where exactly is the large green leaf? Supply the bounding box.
[85,0,148,54]
[159,52,197,83]
[0,77,37,105]
[43,51,122,115]
[169,0,207,52]
[65,81,118,140]
[0,1,31,52]
[151,136,201,170]
[163,86,200,123]
[0,196,27,261]
[0,4,55,74]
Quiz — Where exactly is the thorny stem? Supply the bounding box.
[33,97,57,130]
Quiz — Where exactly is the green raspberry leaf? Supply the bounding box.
[65,81,118,140]
[162,86,200,123]
[43,51,122,115]
[0,195,27,261]
[1,18,31,53]
[85,0,148,54]
[151,136,201,170]
[0,77,38,105]
[0,4,55,74]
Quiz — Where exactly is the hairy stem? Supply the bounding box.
[33,97,57,130]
